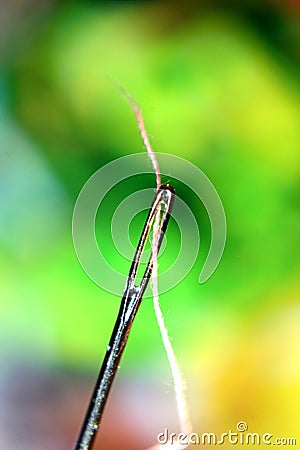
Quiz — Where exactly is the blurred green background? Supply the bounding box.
[0,1,299,449]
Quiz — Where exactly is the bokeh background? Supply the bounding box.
[0,1,300,449]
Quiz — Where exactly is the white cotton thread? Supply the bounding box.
[147,207,192,450]
[122,89,193,449]
[118,83,192,448]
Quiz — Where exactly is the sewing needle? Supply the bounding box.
[74,184,175,450]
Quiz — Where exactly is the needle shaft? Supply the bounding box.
[74,184,175,450]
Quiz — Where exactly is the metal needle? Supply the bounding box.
[74,184,175,450]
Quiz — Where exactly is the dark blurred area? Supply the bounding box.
[0,1,299,449]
